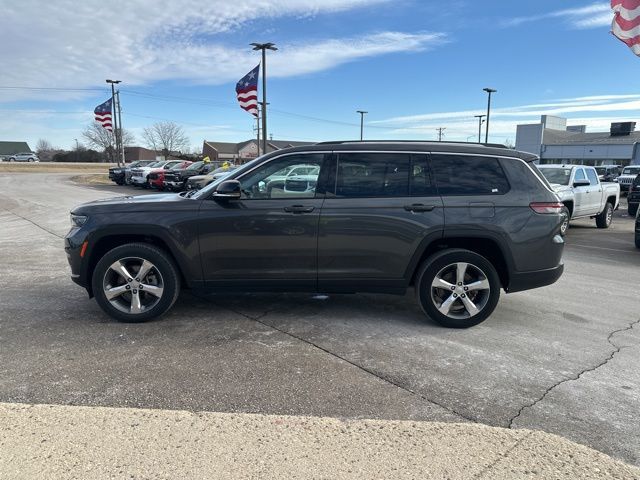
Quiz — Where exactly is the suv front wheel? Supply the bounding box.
[416,249,501,328]
[92,243,180,322]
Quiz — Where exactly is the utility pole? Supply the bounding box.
[251,42,277,156]
[436,127,446,141]
[483,88,497,144]
[255,104,261,157]
[357,110,368,140]
[106,79,121,165]
[474,114,486,144]
[74,138,79,163]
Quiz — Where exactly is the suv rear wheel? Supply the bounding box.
[92,243,180,322]
[416,249,501,328]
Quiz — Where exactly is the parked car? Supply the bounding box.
[65,141,565,327]
[627,174,640,216]
[537,165,620,234]
[148,161,192,190]
[595,165,620,182]
[109,160,153,185]
[130,160,183,187]
[186,166,237,190]
[616,165,640,194]
[163,161,215,191]
[7,152,39,162]
[635,206,640,249]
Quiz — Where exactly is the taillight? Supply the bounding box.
[530,202,564,214]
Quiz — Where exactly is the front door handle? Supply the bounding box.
[284,205,315,214]
[404,204,436,212]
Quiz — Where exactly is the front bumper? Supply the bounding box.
[165,180,184,189]
[64,227,90,290]
[131,176,146,185]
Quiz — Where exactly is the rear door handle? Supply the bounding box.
[284,205,315,213]
[404,204,436,212]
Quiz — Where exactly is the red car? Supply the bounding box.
[147,161,192,190]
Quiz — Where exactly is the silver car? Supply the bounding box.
[7,152,39,162]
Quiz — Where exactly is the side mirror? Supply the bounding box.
[573,179,590,187]
[212,179,241,200]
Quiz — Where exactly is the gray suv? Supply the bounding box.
[65,141,565,328]
[7,152,39,162]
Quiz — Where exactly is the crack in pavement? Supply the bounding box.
[0,207,64,240]
[508,317,640,429]
[197,294,477,424]
[473,430,534,479]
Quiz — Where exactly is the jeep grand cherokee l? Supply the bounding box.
[65,141,565,328]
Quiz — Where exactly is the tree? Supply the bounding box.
[35,138,60,162]
[143,121,190,159]
[82,122,135,163]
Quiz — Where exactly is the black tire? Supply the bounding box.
[92,243,180,322]
[596,202,613,229]
[115,180,125,186]
[636,233,640,249]
[629,203,638,217]
[415,249,501,328]
[560,206,570,236]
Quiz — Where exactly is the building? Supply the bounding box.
[202,139,313,164]
[516,115,640,166]
[0,141,32,159]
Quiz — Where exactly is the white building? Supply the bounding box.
[515,115,640,167]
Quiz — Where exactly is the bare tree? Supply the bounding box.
[34,138,63,162]
[82,122,135,162]
[142,121,190,159]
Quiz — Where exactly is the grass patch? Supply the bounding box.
[0,162,115,173]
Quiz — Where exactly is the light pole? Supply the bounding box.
[251,42,277,156]
[74,138,79,162]
[483,88,496,144]
[106,79,122,165]
[356,110,368,140]
[474,114,486,144]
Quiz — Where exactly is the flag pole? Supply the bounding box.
[116,90,125,165]
[256,104,261,157]
[251,43,277,157]
[106,79,122,166]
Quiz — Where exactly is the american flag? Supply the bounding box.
[612,0,640,56]
[94,98,113,131]
[235,64,260,117]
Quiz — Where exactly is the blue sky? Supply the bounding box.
[1,0,638,151]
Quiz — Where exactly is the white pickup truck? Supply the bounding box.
[537,165,620,234]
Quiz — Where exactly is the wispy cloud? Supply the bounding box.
[503,3,611,29]
[0,0,445,102]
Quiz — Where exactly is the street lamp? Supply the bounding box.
[251,42,277,155]
[474,114,486,144]
[356,110,368,140]
[483,88,497,144]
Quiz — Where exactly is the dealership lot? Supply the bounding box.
[0,172,638,466]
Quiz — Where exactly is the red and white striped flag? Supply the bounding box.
[612,0,640,56]
[94,98,113,132]
[235,64,260,117]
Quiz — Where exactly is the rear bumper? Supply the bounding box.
[507,263,564,293]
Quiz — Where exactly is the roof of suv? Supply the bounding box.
[277,141,538,162]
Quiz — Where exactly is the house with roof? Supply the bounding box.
[516,115,640,167]
[202,139,313,163]
[0,141,32,159]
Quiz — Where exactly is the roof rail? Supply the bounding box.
[315,140,509,149]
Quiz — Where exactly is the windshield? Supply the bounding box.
[622,167,640,175]
[170,162,187,170]
[595,167,606,175]
[186,161,203,171]
[539,168,572,186]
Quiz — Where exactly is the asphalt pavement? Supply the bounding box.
[0,172,639,473]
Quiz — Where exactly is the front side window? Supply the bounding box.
[574,168,586,181]
[334,153,411,197]
[431,155,510,196]
[239,153,325,199]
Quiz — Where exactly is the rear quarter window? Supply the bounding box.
[431,155,511,196]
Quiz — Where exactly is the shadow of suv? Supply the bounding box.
[65,141,565,328]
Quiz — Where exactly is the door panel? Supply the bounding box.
[573,168,589,216]
[318,152,444,292]
[198,152,328,290]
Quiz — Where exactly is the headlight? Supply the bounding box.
[70,214,88,227]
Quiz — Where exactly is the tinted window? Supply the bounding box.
[431,155,510,196]
[410,154,436,196]
[335,153,410,197]
[586,168,599,186]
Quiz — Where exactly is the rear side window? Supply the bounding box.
[431,155,510,196]
[335,153,410,197]
[586,169,599,186]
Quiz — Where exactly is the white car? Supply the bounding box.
[537,165,620,233]
[616,165,640,194]
[7,152,39,162]
[130,160,182,187]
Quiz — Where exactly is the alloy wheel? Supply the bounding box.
[102,257,164,314]
[430,262,491,320]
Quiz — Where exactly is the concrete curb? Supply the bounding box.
[0,402,638,479]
